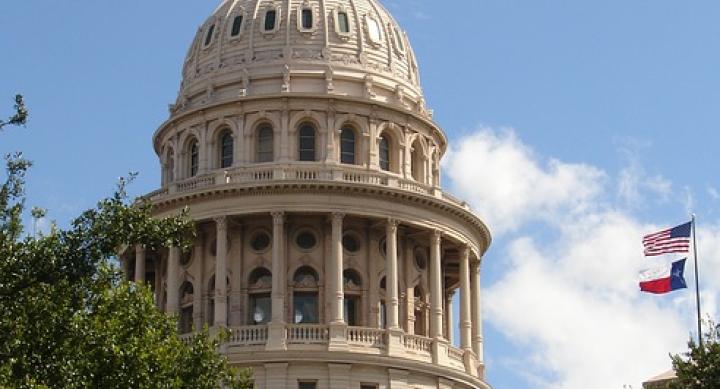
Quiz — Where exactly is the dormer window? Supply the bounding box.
[338,12,350,33]
[366,16,382,44]
[264,10,277,32]
[302,9,313,30]
[204,24,215,47]
[231,15,244,37]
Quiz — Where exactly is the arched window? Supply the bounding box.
[189,140,199,177]
[411,139,424,182]
[165,148,175,184]
[248,268,272,325]
[337,11,350,33]
[257,125,274,163]
[231,15,244,37]
[204,24,215,47]
[219,131,233,168]
[298,123,316,161]
[340,127,356,165]
[179,282,194,334]
[343,269,363,326]
[293,266,319,324]
[264,9,277,31]
[379,135,390,171]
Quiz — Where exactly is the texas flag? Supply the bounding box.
[639,259,688,294]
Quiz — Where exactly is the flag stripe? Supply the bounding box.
[642,222,691,256]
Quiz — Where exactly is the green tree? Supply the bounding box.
[670,321,720,389]
[0,96,252,388]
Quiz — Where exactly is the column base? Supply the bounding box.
[328,322,349,351]
[432,338,449,366]
[266,322,287,351]
[386,328,405,357]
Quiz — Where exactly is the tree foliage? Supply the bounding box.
[670,321,720,389]
[0,96,252,388]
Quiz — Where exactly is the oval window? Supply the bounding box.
[343,233,360,253]
[251,231,271,252]
[296,231,317,250]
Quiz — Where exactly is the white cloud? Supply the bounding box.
[443,128,605,234]
[444,127,720,389]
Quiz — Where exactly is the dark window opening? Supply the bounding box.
[265,10,277,31]
[298,124,316,161]
[231,15,244,36]
[189,141,199,177]
[257,126,274,162]
[301,9,313,29]
[340,128,356,165]
[338,12,350,33]
[204,24,215,46]
[220,132,233,168]
[379,135,390,171]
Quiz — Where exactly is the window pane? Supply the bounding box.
[204,24,215,46]
[221,133,233,168]
[293,292,318,324]
[190,142,199,176]
[379,136,390,171]
[340,128,355,164]
[298,125,315,161]
[338,12,350,33]
[344,296,359,326]
[258,126,273,162]
[250,294,271,324]
[265,10,277,31]
[299,383,317,389]
[302,9,313,29]
[231,15,243,36]
[367,18,381,42]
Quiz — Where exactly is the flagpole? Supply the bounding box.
[692,214,702,347]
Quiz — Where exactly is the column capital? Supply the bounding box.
[271,211,284,225]
[430,229,443,243]
[214,216,227,231]
[330,212,345,224]
[386,218,399,232]
[460,244,470,259]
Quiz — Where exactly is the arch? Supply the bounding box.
[410,137,428,183]
[248,267,272,289]
[163,146,175,184]
[377,122,403,173]
[297,122,317,162]
[292,265,320,324]
[248,267,272,325]
[256,123,274,163]
[343,268,363,326]
[343,268,363,290]
[185,137,200,177]
[340,126,358,165]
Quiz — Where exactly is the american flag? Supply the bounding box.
[642,221,692,256]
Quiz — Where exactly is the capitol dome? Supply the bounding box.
[171,0,428,121]
[134,1,492,388]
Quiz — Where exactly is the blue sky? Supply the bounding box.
[3,1,720,388]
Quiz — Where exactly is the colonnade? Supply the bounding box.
[132,211,484,358]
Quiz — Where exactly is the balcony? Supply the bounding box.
[144,163,470,211]
[182,324,482,379]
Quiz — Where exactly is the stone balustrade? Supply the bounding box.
[146,163,470,210]
[213,324,480,378]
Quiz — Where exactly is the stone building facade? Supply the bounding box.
[125,1,492,388]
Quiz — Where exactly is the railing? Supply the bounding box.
[286,324,329,345]
[151,164,469,211]
[448,346,464,363]
[401,333,432,354]
[176,175,216,192]
[228,325,268,346]
[347,326,387,349]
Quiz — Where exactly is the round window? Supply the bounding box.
[296,231,317,250]
[251,231,271,252]
[342,233,360,253]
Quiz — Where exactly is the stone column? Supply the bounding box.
[471,258,484,362]
[460,246,472,351]
[330,213,345,323]
[429,230,443,339]
[386,219,400,330]
[268,211,287,350]
[404,238,415,334]
[166,246,180,315]
[134,244,146,283]
[329,213,348,350]
[214,216,228,327]
[446,292,454,344]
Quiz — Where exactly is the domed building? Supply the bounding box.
[127,0,492,387]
